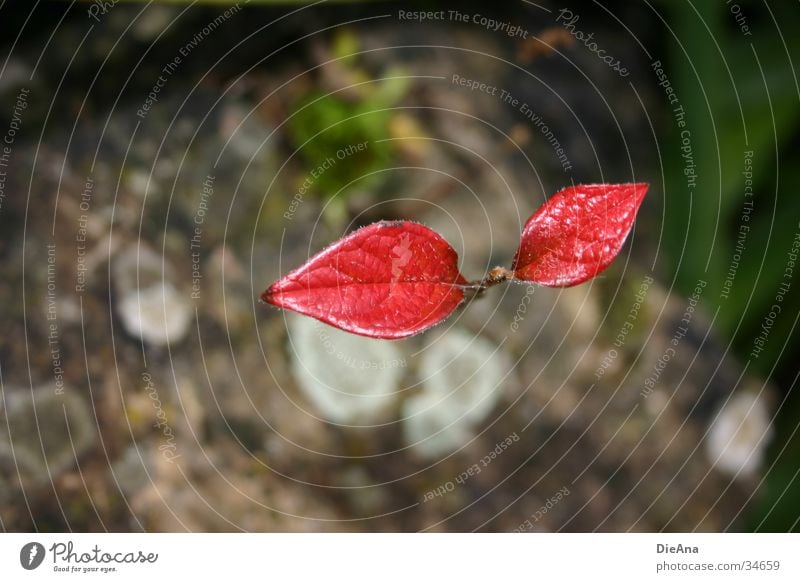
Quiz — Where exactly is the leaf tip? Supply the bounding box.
[259,282,282,306]
[631,181,649,201]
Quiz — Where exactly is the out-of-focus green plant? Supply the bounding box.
[287,29,408,220]
[660,0,800,532]
[288,82,406,195]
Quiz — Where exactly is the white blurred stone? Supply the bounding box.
[118,281,192,347]
[706,391,773,479]
[113,246,192,347]
[402,391,475,459]
[402,329,509,458]
[288,314,405,424]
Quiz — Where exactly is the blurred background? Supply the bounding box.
[0,0,798,532]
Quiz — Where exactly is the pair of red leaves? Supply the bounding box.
[262,183,648,339]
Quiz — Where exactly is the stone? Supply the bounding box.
[402,328,509,458]
[288,314,407,424]
[0,385,95,489]
[113,246,192,346]
[706,390,773,479]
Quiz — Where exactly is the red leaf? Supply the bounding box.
[512,183,648,287]
[262,221,468,339]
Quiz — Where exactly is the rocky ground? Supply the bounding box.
[0,3,773,531]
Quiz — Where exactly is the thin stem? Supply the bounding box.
[480,266,515,288]
[463,266,515,299]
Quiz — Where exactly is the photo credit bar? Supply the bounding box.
[1,534,799,580]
